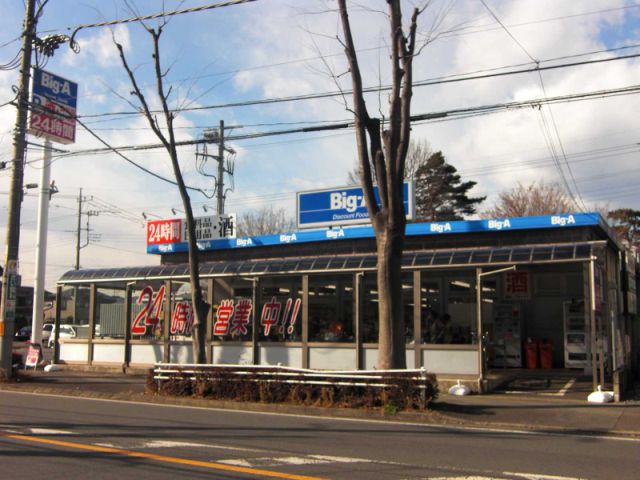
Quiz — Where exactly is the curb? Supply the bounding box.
[1,382,638,440]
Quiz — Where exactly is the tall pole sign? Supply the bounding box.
[27,69,78,348]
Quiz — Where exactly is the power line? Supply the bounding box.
[479,0,538,63]
[73,51,640,119]
[479,0,588,211]
[37,82,640,159]
[69,111,215,199]
[68,0,258,44]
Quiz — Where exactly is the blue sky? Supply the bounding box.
[1,0,640,289]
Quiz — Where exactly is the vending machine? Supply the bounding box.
[563,300,588,368]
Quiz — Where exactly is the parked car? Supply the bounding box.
[47,325,77,348]
[42,323,54,344]
[17,326,32,337]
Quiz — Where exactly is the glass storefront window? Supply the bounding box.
[421,275,441,343]
[258,276,302,342]
[362,274,378,343]
[308,274,354,342]
[443,276,475,344]
[130,280,166,340]
[95,285,126,339]
[59,285,91,339]
[362,273,413,344]
[213,277,254,342]
[169,280,208,340]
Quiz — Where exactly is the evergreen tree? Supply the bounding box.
[414,151,485,221]
[607,208,640,248]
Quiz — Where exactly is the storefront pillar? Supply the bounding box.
[301,275,309,369]
[413,270,421,369]
[163,280,171,364]
[206,278,213,364]
[588,257,598,391]
[53,285,62,364]
[87,283,96,365]
[355,272,363,370]
[124,283,132,367]
[476,268,483,390]
[251,278,258,365]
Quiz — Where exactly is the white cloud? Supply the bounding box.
[61,24,131,68]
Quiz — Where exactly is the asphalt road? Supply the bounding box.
[0,390,638,480]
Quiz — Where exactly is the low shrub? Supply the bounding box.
[150,367,438,411]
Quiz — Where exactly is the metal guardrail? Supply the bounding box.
[153,363,433,390]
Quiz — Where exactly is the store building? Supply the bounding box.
[54,212,638,394]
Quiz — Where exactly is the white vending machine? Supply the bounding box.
[563,300,588,368]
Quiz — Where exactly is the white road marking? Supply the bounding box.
[426,477,502,480]
[3,390,639,443]
[556,379,576,397]
[28,428,75,435]
[140,440,265,453]
[220,454,369,467]
[505,472,585,480]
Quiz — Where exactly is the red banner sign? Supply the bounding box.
[147,219,182,245]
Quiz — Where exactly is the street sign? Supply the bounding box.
[25,344,41,369]
[28,68,78,144]
[146,214,236,250]
[297,182,415,229]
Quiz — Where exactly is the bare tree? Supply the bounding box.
[338,0,421,369]
[115,24,209,363]
[483,181,575,218]
[237,205,296,237]
[347,139,433,184]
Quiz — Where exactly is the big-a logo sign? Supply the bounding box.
[28,68,78,144]
[297,182,415,229]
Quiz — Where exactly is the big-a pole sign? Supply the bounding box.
[296,182,415,229]
[28,68,78,144]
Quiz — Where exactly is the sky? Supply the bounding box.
[1,0,640,291]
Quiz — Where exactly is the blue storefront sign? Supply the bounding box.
[147,212,604,254]
[296,182,415,229]
[28,68,78,144]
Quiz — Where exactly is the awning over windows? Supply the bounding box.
[58,241,603,284]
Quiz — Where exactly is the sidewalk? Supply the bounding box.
[2,367,639,438]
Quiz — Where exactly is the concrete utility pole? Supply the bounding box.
[0,0,37,373]
[216,120,225,215]
[30,140,53,346]
[75,188,83,270]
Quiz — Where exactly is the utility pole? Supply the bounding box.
[0,0,37,374]
[200,121,234,216]
[73,189,99,271]
[75,188,83,270]
[30,139,53,346]
[216,120,225,215]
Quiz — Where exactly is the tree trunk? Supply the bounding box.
[183,208,210,364]
[337,0,420,370]
[375,220,406,370]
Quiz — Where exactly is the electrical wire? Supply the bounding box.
[68,0,258,45]
[74,51,640,119]
[479,0,587,212]
[28,82,640,161]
